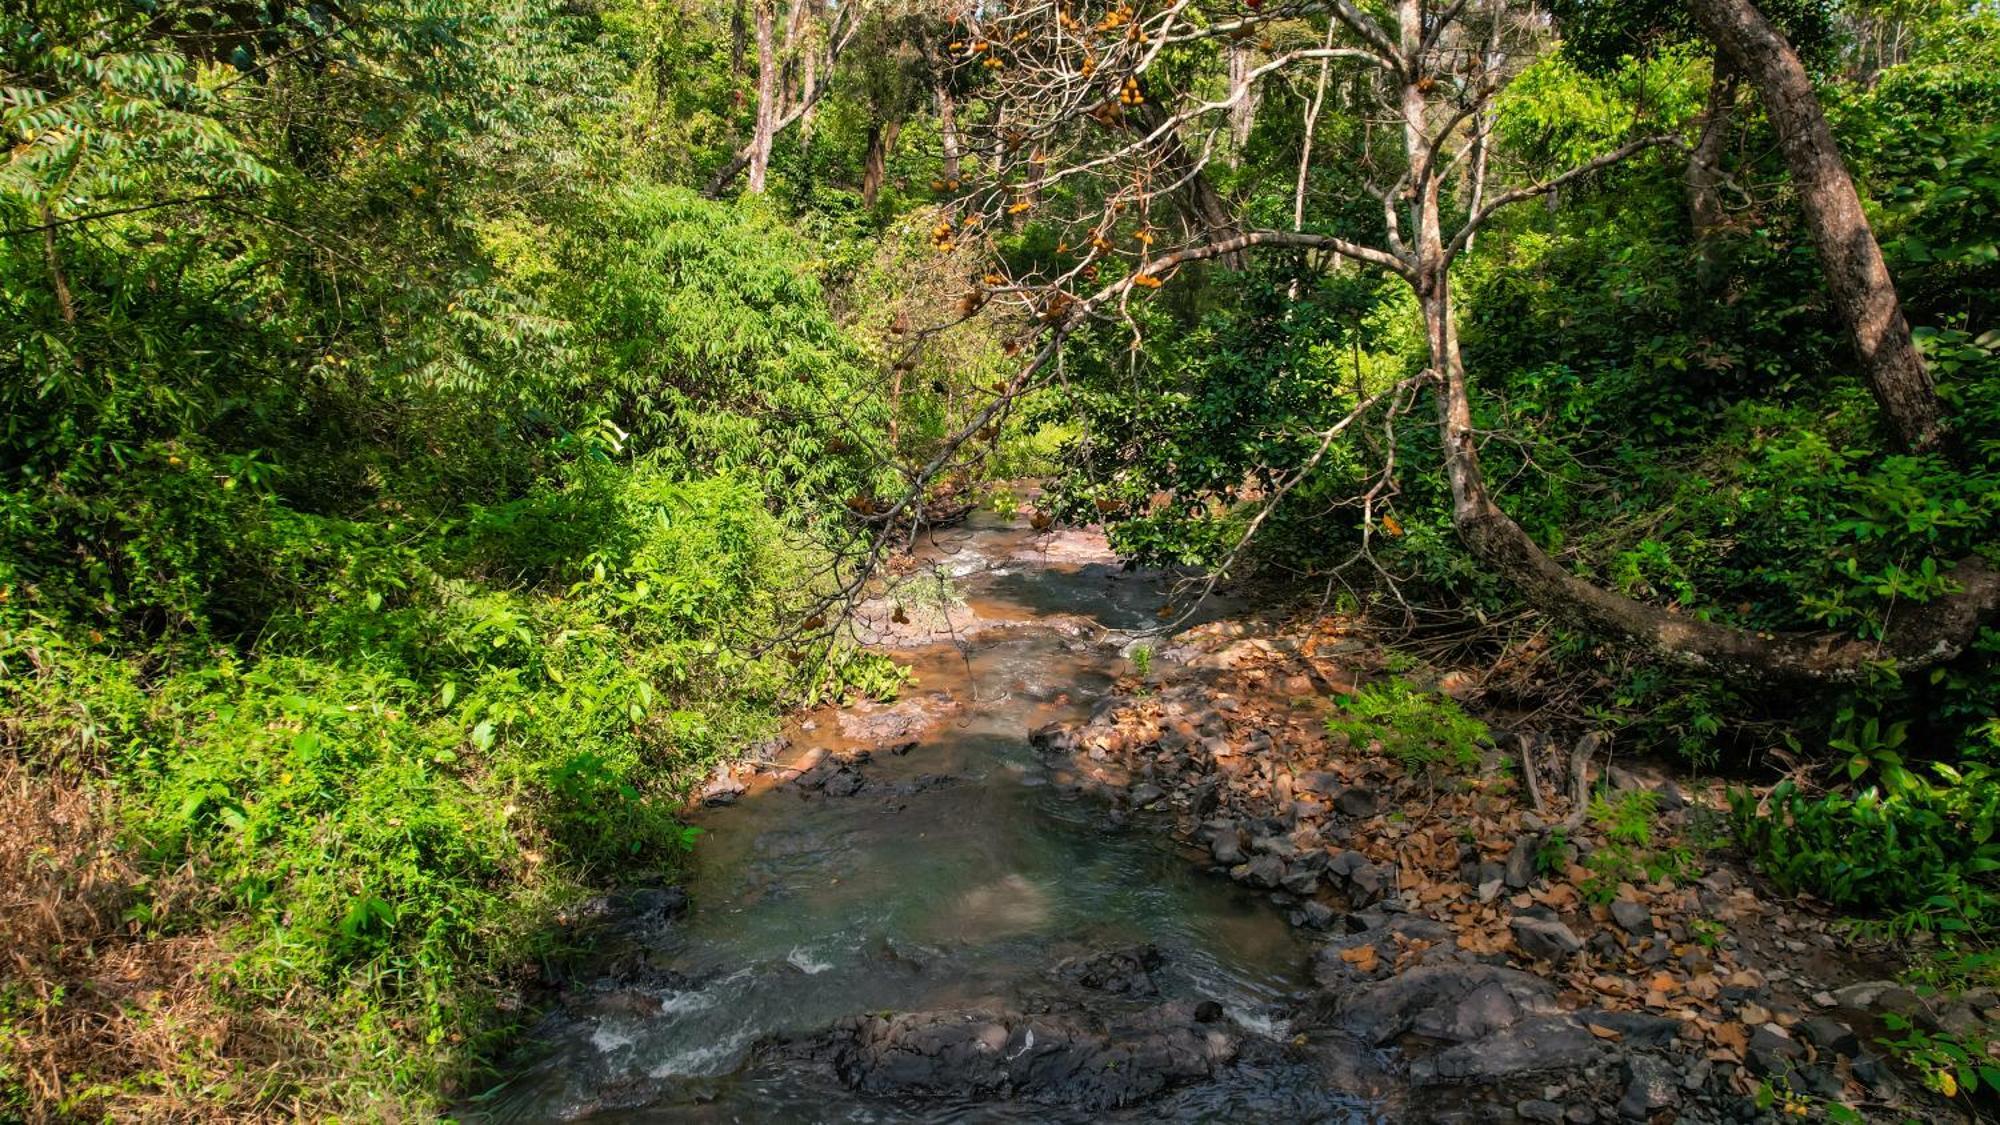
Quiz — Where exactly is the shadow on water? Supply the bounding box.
[471,513,1392,1123]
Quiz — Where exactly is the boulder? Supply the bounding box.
[1510,911,1584,961]
[1608,900,1652,935]
[1616,1054,1679,1120]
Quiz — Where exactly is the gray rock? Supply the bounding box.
[1296,770,1344,794]
[1505,836,1539,889]
[1346,860,1395,905]
[1281,867,1322,895]
[1050,944,1163,996]
[1128,782,1165,807]
[781,1004,1237,1109]
[1210,825,1246,865]
[1798,1016,1860,1058]
[1617,1055,1679,1120]
[1582,1010,1680,1048]
[1337,963,1557,1045]
[1517,1099,1566,1123]
[1295,900,1337,930]
[1336,787,1380,818]
[1510,912,1584,961]
[1830,979,1896,1010]
[1609,900,1652,935]
[1312,915,1455,988]
[1232,854,1287,890]
[821,767,864,797]
[1410,1015,1602,1085]
[1746,1025,1804,1077]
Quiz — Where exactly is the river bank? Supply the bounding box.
[472,507,1962,1123]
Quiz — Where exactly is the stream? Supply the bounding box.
[477,510,1393,1122]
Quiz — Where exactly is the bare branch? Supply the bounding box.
[1445,134,1681,260]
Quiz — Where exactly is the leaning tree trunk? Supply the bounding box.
[1387,17,1996,682]
[1688,0,1944,452]
[747,0,779,194]
[1420,270,1998,681]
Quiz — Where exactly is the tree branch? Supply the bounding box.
[1445,134,1680,261]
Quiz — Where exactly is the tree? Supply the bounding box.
[1686,0,1945,452]
[939,0,1995,679]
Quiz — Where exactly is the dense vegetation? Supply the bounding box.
[1,0,1995,1117]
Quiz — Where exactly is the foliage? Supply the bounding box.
[1325,678,1492,776]
[1729,775,2000,932]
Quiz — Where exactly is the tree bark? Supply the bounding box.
[1688,0,1944,453]
[935,80,962,184]
[1388,4,1995,681]
[731,0,748,89]
[747,0,778,194]
[1130,96,1245,268]
[862,119,902,208]
[1227,41,1259,161]
[1687,56,1738,243]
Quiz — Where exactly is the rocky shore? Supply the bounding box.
[1020,615,1970,1123]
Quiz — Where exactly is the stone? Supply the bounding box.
[1210,825,1246,865]
[1232,854,1287,890]
[1409,1016,1602,1085]
[1505,836,1539,889]
[1582,1010,1681,1048]
[821,767,864,798]
[1337,963,1556,1046]
[1746,1025,1804,1077]
[1050,944,1163,996]
[1335,787,1380,818]
[1297,770,1344,794]
[1798,1016,1860,1058]
[1830,980,1896,1011]
[1295,900,1337,930]
[1128,782,1165,808]
[1347,861,1395,905]
[1617,1055,1679,1120]
[780,1004,1238,1110]
[1517,1099,1566,1123]
[1609,900,1652,935]
[1510,912,1584,961]
[1281,867,1322,896]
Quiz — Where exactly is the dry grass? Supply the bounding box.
[0,756,333,1123]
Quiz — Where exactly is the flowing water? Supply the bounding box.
[477,510,1390,1123]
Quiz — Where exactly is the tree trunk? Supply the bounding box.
[1227,42,1258,161]
[1421,277,1997,681]
[862,119,902,208]
[935,81,962,183]
[1688,0,1944,453]
[731,0,748,94]
[1387,10,1996,681]
[1687,56,1738,243]
[747,0,778,194]
[1130,96,1244,268]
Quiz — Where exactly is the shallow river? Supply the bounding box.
[477,511,1388,1122]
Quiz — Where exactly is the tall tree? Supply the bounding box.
[1687,0,1945,452]
[747,0,778,192]
[942,0,1997,680]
